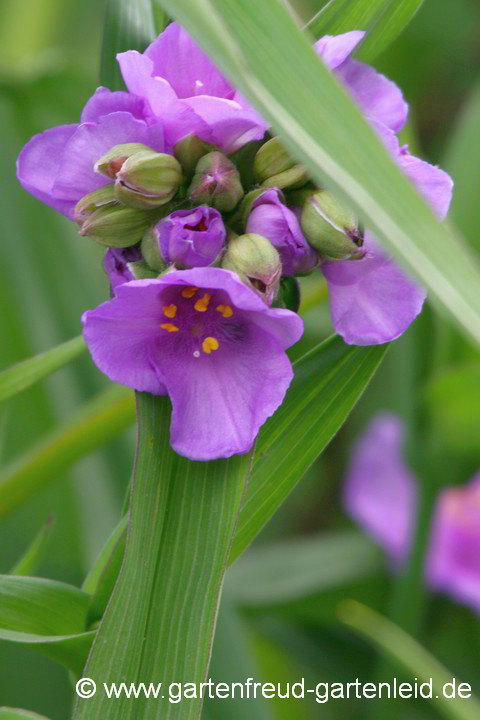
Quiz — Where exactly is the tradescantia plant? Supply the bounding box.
[2,1,480,720]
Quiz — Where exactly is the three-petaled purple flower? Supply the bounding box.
[82,267,303,460]
[344,414,480,613]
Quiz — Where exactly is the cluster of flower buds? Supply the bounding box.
[74,133,364,307]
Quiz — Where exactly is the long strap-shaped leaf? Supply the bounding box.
[73,393,250,720]
[157,0,480,343]
[306,0,425,62]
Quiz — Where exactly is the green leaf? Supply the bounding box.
[0,575,95,675]
[228,531,381,606]
[339,601,480,720]
[0,336,86,405]
[10,515,55,576]
[0,709,53,720]
[0,386,135,520]
[156,0,480,343]
[82,514,128,624]
[101,0,156,91]
[152,0,169,33]
[73,393,251,720]
[306,0,426,62]
[231,335,387,562]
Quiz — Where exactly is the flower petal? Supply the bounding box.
[183,96,268,153]
[335,58,408,132]
[82,282,168,395]
[398,150,453,220]
[81,86,148,123]
[315,31,365,70]
[51,112,165,211]
[157,321,294,460]
[16,124,79,217]
[323,233,426,345]
[343,413,417,563]
[144,22,233,99]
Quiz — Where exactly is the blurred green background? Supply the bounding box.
[0,0,479,718]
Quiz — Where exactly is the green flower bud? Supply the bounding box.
[74,185,117,224]
[115,151,183,209]
[253,137,309,190]
[127,260,159,280]
[187,151,244,212]
[221,233,281,305]
[78,203,157,248]
[141,227,166,272]
[94,143,153,178]
[300,190,364,260]
[173,134,216,176]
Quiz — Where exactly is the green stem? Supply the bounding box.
[73,393,251,720]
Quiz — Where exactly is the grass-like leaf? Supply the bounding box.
[10,516,55,577]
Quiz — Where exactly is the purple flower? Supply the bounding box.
[117,22,268,153]
[426,476,480,613]
[82,267,303,460]
[344,414,480,612]
[104,246,143,292]
[156,206,227,267]
[246,189,318,276]
[17,112,165,220]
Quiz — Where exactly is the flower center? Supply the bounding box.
[159,286,236,358]
[184,217,208,232]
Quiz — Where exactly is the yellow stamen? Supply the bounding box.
[194,293,211,312]
[163,304,177,318]
[181,286,198,298]
[202,336,219,354]
[160,323,179,332]
[216,304,233,318]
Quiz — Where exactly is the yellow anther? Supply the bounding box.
[160,323,179,332]
[202,336,219,354]
[163,304,177,318]
[181,286,198,298]
[216,304,233,318]
[194,293,211,312]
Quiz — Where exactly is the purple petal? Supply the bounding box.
[343,413,417,563]
[51,112,165,212]
[315,31,365,70]
[183,96,268,153]
[335,59,408,132]
[426,474,480,612]
[323,232,426,345]
[144,22,234,99]
[104,246,142,292]
[16,124,79,217]
[398,150,453,220]
[81,87,148,123]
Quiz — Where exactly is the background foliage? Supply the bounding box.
[0,0,479,718]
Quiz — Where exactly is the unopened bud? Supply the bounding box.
[127,260,159,280]
[188,151,244,212]
[221,233,281,306]
[94,143,153,178]
[174,134,216,176]
[141,228,165,272]
[300,190,364,260]
[253,137,309,190]
[77,202,157,248]
[115,151,183,209]
[74,185,117,224]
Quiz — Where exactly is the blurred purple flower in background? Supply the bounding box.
[82,267,303,460]
[344,413,480,612]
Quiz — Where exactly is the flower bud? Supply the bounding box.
[246,188,318,276]
[77,202,157,248]
[94,143,153,178]
[148,206,227,269]
[174,134,216,177]
[221,233,281,306]
[253,137,309,190]
[187,151,244,212]
[74,185,117,224]
[115,151,183,209]
[300,190,365,260]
